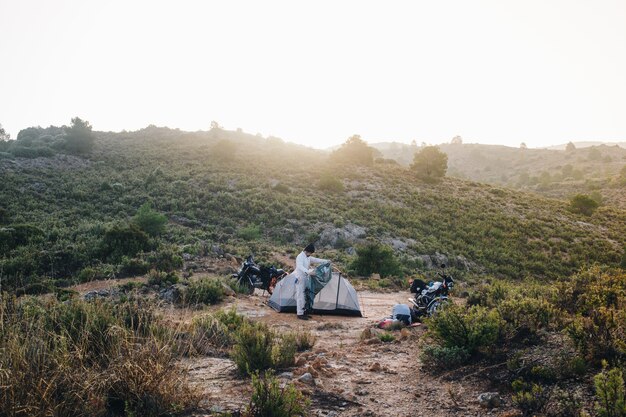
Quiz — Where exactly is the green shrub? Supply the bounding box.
[420,345,471,370]
[294,330,316,351]
[378,332,396,343]
[144,246,183,272]
[560,267,626,364]
[214,307,248,332]
[569,194,599,216]
[512,379,548,415]
[63,117,95,154]
[147,269,179,287]
[272,333,297,369]
[133,203,167,236]
[231,322,275,376]
[594,363,626,417]
[183,278,224,306]
[238,224,262,241]
[190,314,233,354]
[120,256,149,276]
[243,372,309,417]
[498,297,560,341]
[318,174,344,193]
[411,146,448,181]
[350,242,401,278]
[428,304,502,354]
[330,134,374,166]
[100,223,150,263]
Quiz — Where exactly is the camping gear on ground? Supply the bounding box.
[268,264,362,316]
[232,255,287,295]
[408,264,455,318]
[377,303,413,328]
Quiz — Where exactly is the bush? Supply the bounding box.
[190,314,233,354]
[378,332,396,343]
[100,223,150,263]
[238,224,262,241]
[183,278,225,306]
[559,267,626,364]
[77,264,117,283]
[188,308,249,355]
[569,194,599,216]
[120,256,149,276]
[420,345,471,370]
[411,146,448,181]
[147,269,179,287]
[318,174,344,193]
[512,378,549,416]
[144,246,183,272]
[428,304,502,354]
[294,329,316,351]
[231,322,275,376]
[567,307,626,365]
[243,372,309,417]
[350,242,401,278]
[594,363,626,417]
[272,333,297,369]
[498,297,560,341]
[63,117,95,154]
[330,135,374,166]
[133,203,167,236]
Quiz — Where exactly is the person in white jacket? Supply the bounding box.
[295,243,328,320]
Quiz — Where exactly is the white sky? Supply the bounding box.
[1,0,625,149]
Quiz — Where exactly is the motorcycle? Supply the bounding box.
[408,264,455,318]
[232,255,287,295]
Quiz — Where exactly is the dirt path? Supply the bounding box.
[183,290,516,417]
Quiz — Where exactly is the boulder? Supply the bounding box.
[478,392,502,408]
[297,372,315,385]
[159,284,186,303]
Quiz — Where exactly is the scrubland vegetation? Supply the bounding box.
[1,122,625,416]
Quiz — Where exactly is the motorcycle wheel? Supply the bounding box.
[244,281,255,295]
[237,276,255,295]
[427,298,450,316]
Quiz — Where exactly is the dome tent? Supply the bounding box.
[268,270,362,317]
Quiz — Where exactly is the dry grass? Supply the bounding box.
[0,293,199,417]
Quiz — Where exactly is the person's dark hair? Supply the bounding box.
[304,243,315,253]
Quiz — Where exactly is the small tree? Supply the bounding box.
[0,123,9,140]
[411,146,448,181]
[569,194,599,216]
[350,242,401,278]
[64,117,95,154]
[594,364,626,417]
[566,141,576,152]
[330,135,374,166]
[133,203,167,236]
[520,142,528,149]
[451,135,463,145]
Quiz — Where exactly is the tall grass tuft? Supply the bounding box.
[0,293,199,417]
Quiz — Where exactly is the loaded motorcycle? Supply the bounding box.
[232,255,287,295]
[408,264,455,318]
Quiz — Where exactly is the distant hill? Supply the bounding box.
[545,141,626,150]
[372,141,626,208]
[1,125,625,294]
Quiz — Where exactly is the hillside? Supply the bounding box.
[1,126,625,293]
[373,141,626,208]
[2,125,626,417]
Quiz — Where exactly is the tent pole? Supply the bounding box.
[335,272,341,309]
